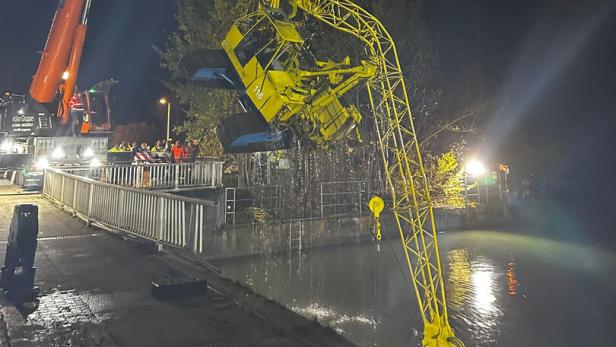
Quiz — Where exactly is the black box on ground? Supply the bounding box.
[151,278,208,300]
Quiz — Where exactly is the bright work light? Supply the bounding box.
[465,159,487,176]
[52,147,65,159]
[83,147,95,158]
[90,158,102,167]
[36,157,50,170]
[1,140,12,152]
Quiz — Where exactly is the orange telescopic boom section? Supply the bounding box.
[58,23,88,124]
[29,0,92,124]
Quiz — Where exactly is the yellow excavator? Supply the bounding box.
[182,1,464,346]
[182,7,376,152]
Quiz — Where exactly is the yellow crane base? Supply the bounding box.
[423,320,464,347]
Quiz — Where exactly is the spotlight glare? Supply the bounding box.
[52,147,65,159]
[465,159,487,176]
[36,157,50,170]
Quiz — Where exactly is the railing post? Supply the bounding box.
[174,164,180,189]
[87,183,94,224]
[137,166,142,188]
[116,190,125,229]
[152,166,158,188]
[181,201,187,247]
[60,175,66,205]
[72,179,78,210]
[194,205,204,254]
[42,170,47,195]
[193,205,199,254]
[157,196,165,249]
[43,170,50,196]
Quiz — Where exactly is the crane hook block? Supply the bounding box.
[368,196,384,241]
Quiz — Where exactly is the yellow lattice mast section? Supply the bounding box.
[268,1,464,346]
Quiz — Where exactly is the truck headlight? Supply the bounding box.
[90,158,102,167]
[52,147,65,159]
[36,157,50,170]
[83,147,95,158]
[1,141,12,152]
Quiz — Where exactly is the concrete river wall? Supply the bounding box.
[201,208,493,260]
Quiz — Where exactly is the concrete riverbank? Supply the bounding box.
[203,206,504,260]
[0,194,356,346]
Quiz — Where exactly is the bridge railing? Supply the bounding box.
[62,161,223,190]
[43,168,219,254]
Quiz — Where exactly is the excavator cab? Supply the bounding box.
[80,79,118,134]
[182,8,376,153]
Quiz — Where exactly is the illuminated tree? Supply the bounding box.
[159,0,256,156]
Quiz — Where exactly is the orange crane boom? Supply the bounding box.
[29,0,92,125]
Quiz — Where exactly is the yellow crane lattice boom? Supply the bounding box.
[271,1,464,346]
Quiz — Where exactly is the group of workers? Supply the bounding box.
[108,139,200,163]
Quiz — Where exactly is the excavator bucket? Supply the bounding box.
[181,49,240,90]
[217,112,292,153]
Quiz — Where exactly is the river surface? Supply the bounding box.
[213,230,616,347]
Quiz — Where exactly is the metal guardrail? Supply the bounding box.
[43,168,219,254]
[222,180,386,224]
[63,161,223,190]
[319,180,385,218]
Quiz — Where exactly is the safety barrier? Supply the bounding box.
[43,168,219,254]
[319,180,387,218]
[221,180,387,224]
[63,161,223,190]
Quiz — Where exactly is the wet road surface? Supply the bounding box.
[0,195,350,346]
[214,229,616,346]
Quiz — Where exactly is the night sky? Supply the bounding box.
[425,0,616,177]
[1,0,615,177]
[0,0,176,125]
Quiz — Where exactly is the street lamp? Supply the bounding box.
[159,97,171,141]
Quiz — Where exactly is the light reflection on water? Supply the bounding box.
[446,250,505,344]
[506,262,518,296]
[291,303,378,335]
[213,231,616,346]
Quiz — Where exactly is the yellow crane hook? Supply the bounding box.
[368,195,384,242]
